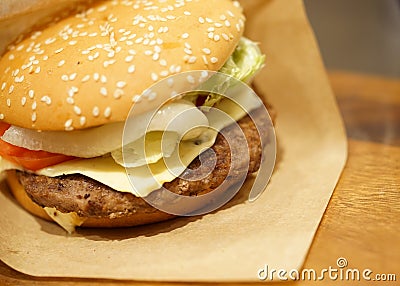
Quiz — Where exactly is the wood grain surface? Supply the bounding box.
[1,72,399,285]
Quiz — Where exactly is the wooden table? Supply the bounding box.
[1,71,399,285]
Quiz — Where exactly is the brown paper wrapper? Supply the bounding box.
[0,0,347,282]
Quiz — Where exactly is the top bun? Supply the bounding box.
[0,0,244,131]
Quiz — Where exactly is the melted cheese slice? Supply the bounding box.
[44,207,86,234]
[0,95,262,197]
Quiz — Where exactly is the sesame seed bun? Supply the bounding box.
[0,0,245,131]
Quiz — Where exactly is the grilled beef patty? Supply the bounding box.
[16,107,270,219]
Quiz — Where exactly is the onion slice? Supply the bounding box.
[1,100,209,158]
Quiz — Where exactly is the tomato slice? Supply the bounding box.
[0,122,75,171]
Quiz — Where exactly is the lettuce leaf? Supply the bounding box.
[219,37,265,84]
[186,37,265,107]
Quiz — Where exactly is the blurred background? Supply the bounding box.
[304,0,400,78]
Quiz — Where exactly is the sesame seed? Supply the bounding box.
[43,55,49,60]
[202,48,211,54]
[125,55,134,62]
[101,75,107,83]
[31,101,37,110]
[21,97,27,106]
[116,81,126,88]
[69,73,77,80]
[128,65,136,73]
[214,35,220,41]
[100,87,108,96]
[160,70,169,77]
[208,32,214,39]
[143,89,151,97]
[145,50,153,56]
[8,85,14,94]
[66,97,74,105]
[58,60,66,67]
[15,75,24,83]
[1,82,6,91]
[98,5,107,12]
[68,88,75,97]
[61,75,69,81]
[89,32,98,37]
[214,22,223,28]
[236,23,241,32]
[93,73,100,81]
[170,91,177,97]
[184,48,192,55]
[132,95,141,103]
[220,15,227,21]
[8,54,15,60]
[0,114,4,120]
[45,38,56,45]
[202,55,209,65]
[32,112,37,122]
[92,106,100,117]
[82,50,90,55]
[104,107,112,118]
[41,95,51,105]
[207,27,215,32]
[206,17,213,23]
[28,90,34,98]
[80,116,86,126]
[188,56,197,64]
[6,98,11,107]
[184,11,191,16]
[151,73,159,81]
[69,40,77,45]
[55,47,64,54]
[181,33,189,39]
[210,57,218,64]
[93,51,100,59]
[65,119,73,129]
[199,17,205,24]
[113,88,124,99]
[160,59,167,66]
[81,75,90,82]
[222,33,230,41]
[74,106,82,115]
